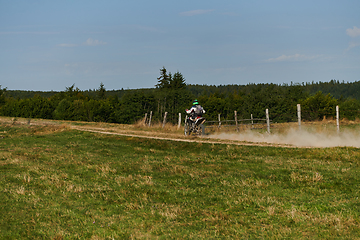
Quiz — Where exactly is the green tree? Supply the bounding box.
[156,67,171,89]
[301,92,338,121]
[198,93,227,121]
[339,98,360,120]
[0,87,6,106]
[53,99,74,120]
[171,72,186,89]
[97,82,106,100]
[116,91,156,124]
[153,67,193,123]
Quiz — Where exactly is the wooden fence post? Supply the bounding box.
[148,111,152,127]
[178,113,181,129]
[162,112,168,128]
[336,105,340,133]
[297,104,301,130]
[251,114,254,129]
[144,113,148,125]
[218,114,221,129]
[234,111,239,132]
[266,109,270,133]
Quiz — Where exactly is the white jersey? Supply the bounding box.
[186,105,205,116]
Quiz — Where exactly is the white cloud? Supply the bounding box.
[179,9,214,16]
[83,38,107,46]
[346,41,360,51]
[346,26,360,37]
[265,54,320,62]
[213,66,246,72]
[57,43,77,47]
[221,12,239,17]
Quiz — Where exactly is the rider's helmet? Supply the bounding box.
[193,99,199,105]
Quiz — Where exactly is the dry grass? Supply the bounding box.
[290,172,323,183]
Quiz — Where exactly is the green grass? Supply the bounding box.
[1,123,359,239]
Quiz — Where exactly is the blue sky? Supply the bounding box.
[1,0,359,91]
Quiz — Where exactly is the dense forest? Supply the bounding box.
[1,67,360,124]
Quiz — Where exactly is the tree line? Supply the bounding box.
[1,68,360,124]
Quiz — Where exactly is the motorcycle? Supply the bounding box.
[184,115,206,136]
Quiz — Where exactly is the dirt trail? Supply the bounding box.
[70,121,360,148]
[2,117,338,148]
[70,125,297,148]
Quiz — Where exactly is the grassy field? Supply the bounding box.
[0,120,359,239]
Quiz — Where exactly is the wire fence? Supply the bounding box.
[144,104,359,135]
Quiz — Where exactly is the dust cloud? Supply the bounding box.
[209,128,360,148]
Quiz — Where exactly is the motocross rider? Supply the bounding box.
[186,99,205,125]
